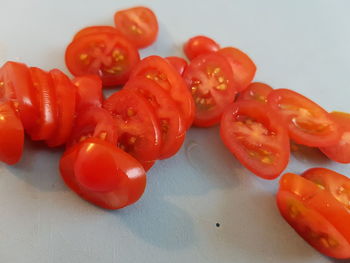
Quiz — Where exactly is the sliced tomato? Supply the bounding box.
[0,101,24,165]
[65,33,140,86]
[124,77,185,159]
[183,53,238,127]
[236,82,273,103]
[183,35,220,60]
[59,138,146,209]
[217,47,256,92]
[268,89,341,147]
[130,55,195,129]
[114,6,158,48]
[165,56,187,75]
[140,160,155,172]
[220,101,290,179]
[73,26,120,41]
[73,75,103,111]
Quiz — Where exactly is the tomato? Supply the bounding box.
[130,55,195,129]
[165,56,187,75]
[124,77,185,159]
[183,53,238,127]
[236,82,273,103]
[217,47,256,92]
[65,32,140,86]
[59,138,146,210]
[73,26,120,41]
[268,89,341,147]
[140,160,155,172]
[220,101,290,179]
[114,6,158,48]
[183,35,220,60]
[73,75,103,111]
[0,101,24,165]
[46,69,76,147]
[103,89,161,163]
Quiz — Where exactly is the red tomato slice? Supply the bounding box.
[46,69,76,147]
[268,89,341,147]
[73,75,103,111]
[124,77,186,159]
[59,138,146,209]
[130,55,195,129]
[0,101,24,165]
[65,33,140,86]
[220,101,290,179]
[165,56,188,75]
[103,89,161,163]
[140,160,155,172]
[73,26,121,41]
[183,53,238,127]
[183,35,220,60]
[236,82,273,103]
[114,6,158,48]
[217,47,256,92]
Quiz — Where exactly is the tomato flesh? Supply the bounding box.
[183,35,220,60]
[237,82,273,103]
[73,26,121,41]
[165,56,188,75]
[73,75,103,111]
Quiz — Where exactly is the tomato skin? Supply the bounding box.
[73,75,103,111]
[236,82,273,103]
[165,56,188,75]
[183,35,220,60]
[73,26,121,41]
[140,160,155,172]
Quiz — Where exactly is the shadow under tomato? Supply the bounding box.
[290,141,331,165]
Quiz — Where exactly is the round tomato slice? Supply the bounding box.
[220,101,290,179]
[183,35,220,60]
[103,89,161,163]
[65,33,140,86]
[217,47,256,92]
[165,56,188,75]
[59,138,146,210]
[124,77,186,159]
[130,55,195,129]
[73,26,120,41]
[183,53,238,127]
[268,89,341,147]
[0,101,24,165]
[114,6,158,48]
[236,82,273,103]
[73,75,103,111]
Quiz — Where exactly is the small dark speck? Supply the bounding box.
[216,223,220,228]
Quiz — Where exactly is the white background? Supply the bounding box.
[0,0,349,262]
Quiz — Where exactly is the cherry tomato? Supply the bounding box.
[140,160,155,172]
[124,77,185,159]
[60,138,146,210]
[268,89,341,147]
[236,82,273,103]
[73,26,120,41]
[130,55,195,129]
[217,47,256,92]
[0,101,24,165]
[183,35,220,60]
[220,101,290,179]
[183,53,238,127]
[73,75,103,111]
[65,32,140,86]
[165,56,188,75]
[114,6,158,48]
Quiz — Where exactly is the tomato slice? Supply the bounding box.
[46,69,76,147]
[114,6,158,48]
[73,26,121,41]
[268,89,341,147]
[73,75,103,111]
[183,53,238,127]
[65,33,140,86]
[0,101,24,165]
[103,89,161,163]
[183,35,220,60]
[236,82,273,103]
[165,56,188,75]
[140,160,155,172]
[124,77,186,159]
[217,47,256,92]
[220,101,290,179]
[59,138,146,210]
[130,55,195,129]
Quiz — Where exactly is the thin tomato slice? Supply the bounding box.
[268,89,341,147]
[73,26,121,41]
[139,160,155,172]
[73,75,103,111]
[183,35,220,60]
[220,101,290,179]
[183,53,238,127]
[236,82,273,103]
[165,56,188,75]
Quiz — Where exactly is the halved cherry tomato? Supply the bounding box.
[130,55,195,129]
[114,6,158,49]
[220,101,290,179]
[183,35,220,60]
[0,101,24,165]
[65,33,140,86]
[236,82,273,103]
[73,26,120,41]
[124,77,185,159]
[140,160,155,172]
[165,56,187,75]
[103,89,161,163]
[60,138,146,209]
[268,89,341,147]
[217,47,256,92]
[183,53,237,127]
[73,75,103,111]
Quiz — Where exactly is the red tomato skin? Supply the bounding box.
[183,35,220,60]
[165,56,188,75]
[236,82,273,103]
[73,26,121,41]
[73,75,103,111]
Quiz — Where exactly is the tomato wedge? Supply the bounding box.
[114,6,158,48]
[236,82,273,103]
[165,56,188,75]
[183,35,220,60]
[268,89,341,147]
[220,101,290,179]
[73,75,103,111]
[73,26,120,41]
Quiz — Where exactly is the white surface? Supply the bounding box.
[0,0,349,262]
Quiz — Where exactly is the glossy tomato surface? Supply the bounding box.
[73,26,121,40]
[73,75,103,111]
[236,82,273,103]
[183,35,220,60]
[165,56,188,75]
